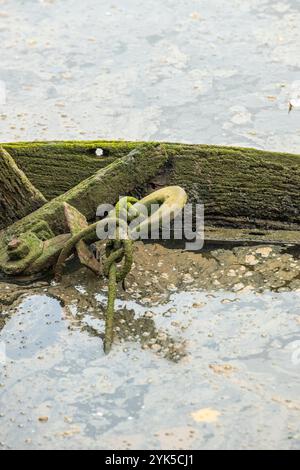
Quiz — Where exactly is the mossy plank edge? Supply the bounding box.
[1,143,168,239]
[204,226,300,245]
[1,140,300,229]
[0,147,46,230]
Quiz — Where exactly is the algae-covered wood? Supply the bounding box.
[1,144,168,237]
[0,147,46,230]
[2,140,300,230]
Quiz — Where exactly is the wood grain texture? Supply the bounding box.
[0,147,46,229]
[2,140,300,229]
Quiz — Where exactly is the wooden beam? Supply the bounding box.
[0,147,46,230]
[3,140,300,230]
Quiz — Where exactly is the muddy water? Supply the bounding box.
[1,0,300,451]
[0,243,300,450]
[1,0,300,151]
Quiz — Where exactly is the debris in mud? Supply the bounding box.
[125,242,300,294]
[38,416,49,423]
[0,269,299,450]
[0,281,48,308]
[209,364,236,376]
[191,408,221,423]
[1,241,299,360]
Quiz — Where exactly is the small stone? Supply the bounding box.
[157,333,167,341]
[144,311,154,318]
[244,271,253,277]
[183,273,193,283]
[64,416,73,424]
[167,284,177,291]
[227,269,236,277]
[7,239,21,250]
[245,255,259,266]
[192,302,206,308]
[38,416,48,423]
[255,247,272,258]
[233,283,244,292]
[209,364,236,375]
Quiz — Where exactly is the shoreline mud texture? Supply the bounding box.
[1,0,300,451]
[0,241,300,450]
[0,153,299,449]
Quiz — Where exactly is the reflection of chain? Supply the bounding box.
[54,187,188,353]
[103,197,138,353]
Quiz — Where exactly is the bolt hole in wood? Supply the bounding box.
[95,148,104,157]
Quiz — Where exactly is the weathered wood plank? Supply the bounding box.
[1,140,300,230]
[0,147,46,230]
[1,143,168,238]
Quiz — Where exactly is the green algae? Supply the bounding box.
[0,147,46,229]
[0,144,168,277]
[0,232,43,275]
[2,140,300,230]
[2,143,168,236]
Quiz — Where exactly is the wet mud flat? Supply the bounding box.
[0,242,300,450]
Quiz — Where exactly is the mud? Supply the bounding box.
[1,0,300,152]
[1,0,300,451]
[0,242,300,449]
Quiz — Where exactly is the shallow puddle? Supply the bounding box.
[0,243,300,449]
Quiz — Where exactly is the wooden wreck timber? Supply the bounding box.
[0,144,170,277]
[0,141,299,277]
[1,140,299,229]
[0,147,46,229]
[1,143,169,236]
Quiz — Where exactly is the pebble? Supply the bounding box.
[192,302,206,308]
[227,269,236,277]
[183,273,194,283]
[233,283,245,292]
[255,247,273,258]
[245,255,259,266]
[38,416,48,423]
[144,311,154,318]
[168,284,177,291]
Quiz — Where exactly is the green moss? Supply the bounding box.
[3,140,299,202]
[7,239,30,260]
[0,232,43,275]
[169,148,300,228]
[0,147,46,229]
[2,141,140,199]
[25,234,71,275]
[0,144,169,276]
[1,139,300,230]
